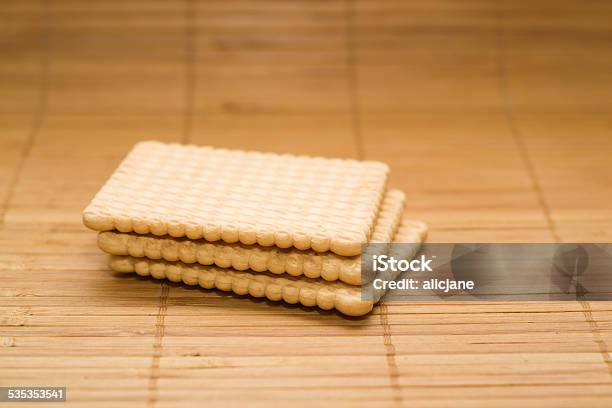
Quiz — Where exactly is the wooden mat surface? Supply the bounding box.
[1,1,612,406]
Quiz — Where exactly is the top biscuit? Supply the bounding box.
[83,141,389,256]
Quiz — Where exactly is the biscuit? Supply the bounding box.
[98,190,405,286]
[83,141,389,256]
[108,218,428,316]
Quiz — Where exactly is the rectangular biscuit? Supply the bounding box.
[97,189,405,286]
[83,141,389,256]
[108,217,428,316]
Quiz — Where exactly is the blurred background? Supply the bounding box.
[2,0,612,242]
[2,2,612,407]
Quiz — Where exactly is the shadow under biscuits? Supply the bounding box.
[110,271,372,321]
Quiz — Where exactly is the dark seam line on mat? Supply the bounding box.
[493,5,560,243]
[182,0,196,144]
[0,0,50,226]
[495,3,612,385]
[147,283,169,408]
[345,1,399,402]
[146,2,195,405]
[581,301,612,382]
[345,0,364,160]
[378,303,403,406]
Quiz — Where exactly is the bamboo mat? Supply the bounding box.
[1,1,612,407]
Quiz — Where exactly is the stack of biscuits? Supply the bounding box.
[82,141,427,316]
